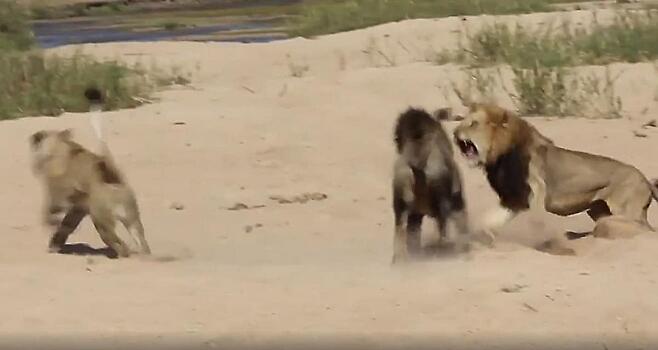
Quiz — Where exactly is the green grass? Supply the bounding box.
[0,51,155,120]
[286,0,589,37]
[0,0,174,120]
[510,65,572,116]
[455,22,572,68]
[456,12,658,68]
[28,0,304,20]
[286,0,627,116]
[80,2,127,17]
[29,2,126,19]
[29,1,129,19]
[575,13,658,64]
[161,21,186,31]
[0,0,33,50]
[441,11,658,117]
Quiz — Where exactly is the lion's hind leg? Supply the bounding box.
[591,215,652,239]
[563,199,612,240]
[598,181,653,231]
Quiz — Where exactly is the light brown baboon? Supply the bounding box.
[391,107,471,264]
[29,88,150,258]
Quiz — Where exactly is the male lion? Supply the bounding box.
[391,107,470,263]
[452,103,658,240]
[29,88,150,257]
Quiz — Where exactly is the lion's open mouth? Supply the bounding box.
[456,138,479,161]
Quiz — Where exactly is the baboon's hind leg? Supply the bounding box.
[407,212,423,256]
[90,208,131,258]
[44,203,65,227]
[449,191,472,251]
[434,207,449,242]
[49,207,86,253]
[429,178,451,241]
[450,189,470,235]
[119,216,151,255]
[392,194,411,264]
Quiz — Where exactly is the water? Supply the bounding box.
[32,19,286,48]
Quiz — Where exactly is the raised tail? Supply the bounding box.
[90,103,104,142]
[84,87,121,180]
[84,87,126,185]
[85,87,104,139]
[84,87,111,155]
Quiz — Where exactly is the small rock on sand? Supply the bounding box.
[228,203,249,211]
[169,201,185,210]
[500,284,527,293]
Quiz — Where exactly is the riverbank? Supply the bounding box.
[28,0,300,48]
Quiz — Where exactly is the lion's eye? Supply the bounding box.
[470,120,479,127]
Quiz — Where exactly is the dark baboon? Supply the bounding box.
[391,107,470,263]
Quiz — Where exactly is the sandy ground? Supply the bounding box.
[3,8,658,350]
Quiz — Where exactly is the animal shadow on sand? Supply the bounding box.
[57,244,187,262]
[56,243,119,259]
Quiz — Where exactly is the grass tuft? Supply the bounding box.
[0,0,33,50]
[0,0,176,120]
[287,0,577,38]
[0,51,157,120]
[454,12,658,69]
[440,11,658,117]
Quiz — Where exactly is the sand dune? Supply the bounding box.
[3,8,658,349]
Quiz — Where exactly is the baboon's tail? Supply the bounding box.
[85,88,103,139]
[84,87,110,153]
[84,87,118,167]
